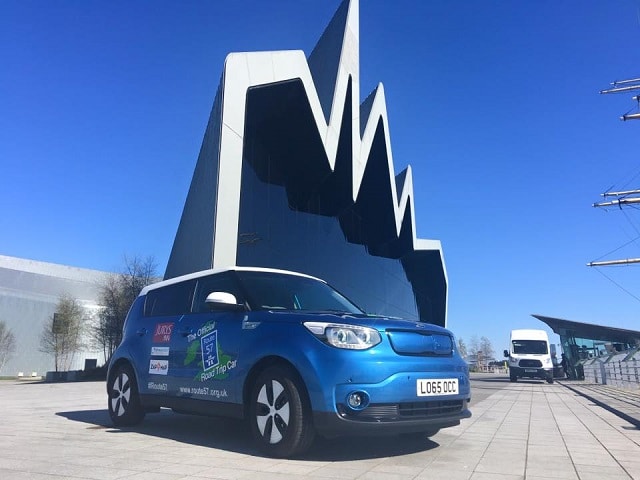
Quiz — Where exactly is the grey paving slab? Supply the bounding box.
[559,381,640,428]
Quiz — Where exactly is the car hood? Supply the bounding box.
[259,310,453,335]
[255,311,457,356]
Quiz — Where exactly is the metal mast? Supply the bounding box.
[600,78,640,121]
[590,190,640,266]
[588,78,640,267]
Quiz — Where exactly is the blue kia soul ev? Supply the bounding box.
[107,267,471,457]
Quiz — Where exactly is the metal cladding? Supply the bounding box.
[165,0,448,326]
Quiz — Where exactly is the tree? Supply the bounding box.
[93,255,157,362]
[466,334,495,369]
[468,335,479,357]
[479,336,495,361]
[40,294,87,372]
[457,337,468,358]
[0,320,16,372]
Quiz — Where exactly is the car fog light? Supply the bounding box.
[346,391,369,410]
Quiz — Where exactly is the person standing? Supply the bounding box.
[561,353,570,379]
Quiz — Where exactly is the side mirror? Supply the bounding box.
[503,349,509,358]
[205,292,244,311]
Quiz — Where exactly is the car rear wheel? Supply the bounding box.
[249,365,315,457]
[108,363,145,426]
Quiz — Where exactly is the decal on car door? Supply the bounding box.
[183,320,238,382]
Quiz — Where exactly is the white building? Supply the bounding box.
[0,254,110,376]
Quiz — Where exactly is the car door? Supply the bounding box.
[140,280,196,396]
[171,272,245,403]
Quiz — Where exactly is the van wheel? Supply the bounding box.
[249,365,315,457]
[510,375,517,382]
[108,364,145,426]
[546,377,554,384]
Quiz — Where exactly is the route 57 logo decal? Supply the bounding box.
[201,330,219,371]
[184,321,236,382]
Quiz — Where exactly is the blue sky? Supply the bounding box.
[3,0,640,353]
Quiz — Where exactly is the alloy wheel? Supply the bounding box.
[111,371,131,417]
[256,379,290,444]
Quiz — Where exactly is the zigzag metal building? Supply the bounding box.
[166,0,448,327]
[0,0,447,376]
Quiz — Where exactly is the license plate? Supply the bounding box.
[525,369,537,373]
[416,378,458,397]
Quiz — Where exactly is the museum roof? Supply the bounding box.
[533,314,640,344]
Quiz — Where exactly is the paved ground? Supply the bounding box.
[1,375,640,479]
[559,380,640,428]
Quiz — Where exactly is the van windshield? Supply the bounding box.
[512,340,548,355]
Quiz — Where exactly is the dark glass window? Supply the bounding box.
[144,280,196,317]
[236,158,420,321]
[193,272,244,313]
[512,340,548,355]
[235,270,363,313]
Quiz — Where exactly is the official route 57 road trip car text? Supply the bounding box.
[106,267,471,457]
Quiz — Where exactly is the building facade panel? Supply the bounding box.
[236,159,419,320]
[0,255,108,376]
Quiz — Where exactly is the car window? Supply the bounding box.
[194,272,244,313]
[144,280,196,317]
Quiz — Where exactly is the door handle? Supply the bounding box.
[181,327,194,337]
[136,328,148,336]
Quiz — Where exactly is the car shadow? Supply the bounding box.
[56,408,440,460]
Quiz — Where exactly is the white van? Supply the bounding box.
[503,329,554,383]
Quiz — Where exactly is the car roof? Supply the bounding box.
[138,266,325,296]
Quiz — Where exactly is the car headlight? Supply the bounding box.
[304,322,381,350]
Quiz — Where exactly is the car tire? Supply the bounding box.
[249,365,315,457]
[546,377,554,384]
[509,375,517,382]
[108,363,145,426]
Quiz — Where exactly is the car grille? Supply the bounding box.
[519,359,542,368]
[339,400,464,421]
[386,330,453,356]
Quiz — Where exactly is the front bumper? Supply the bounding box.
[312,370,471,438]
[313,398,471,438]
[510,366,553,379]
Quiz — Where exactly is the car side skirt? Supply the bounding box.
[140,395,245,420]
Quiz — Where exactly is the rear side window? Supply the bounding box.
[144,280,196,317]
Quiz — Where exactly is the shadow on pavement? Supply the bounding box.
[57,409,112,427]
[472,377,553,386]
[56,408,439,460]
[470,376,511,384]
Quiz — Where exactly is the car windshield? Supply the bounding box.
[512,339,548,355]
[235,271,364,314]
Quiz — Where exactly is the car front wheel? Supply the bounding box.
[249,365,315,457]
[108,363,145,426]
